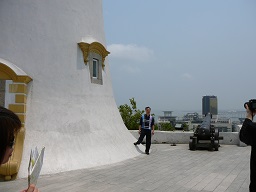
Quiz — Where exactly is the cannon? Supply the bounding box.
[189,113,223,151]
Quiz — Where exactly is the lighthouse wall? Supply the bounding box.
[0,0,141,178]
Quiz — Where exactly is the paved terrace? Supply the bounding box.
[0,144,251,192]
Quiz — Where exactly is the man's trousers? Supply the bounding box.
[136,128,151,153]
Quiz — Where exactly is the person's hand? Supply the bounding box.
[152,130,154,135]
[138,129,141,134]
[245,104,256,120]
[20,184,40,192]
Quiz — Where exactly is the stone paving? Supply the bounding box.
[0,144,251,192]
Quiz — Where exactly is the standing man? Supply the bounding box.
[239,103,256,191]
[134,106,155,155]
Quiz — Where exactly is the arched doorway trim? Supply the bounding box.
[0,58,32,180]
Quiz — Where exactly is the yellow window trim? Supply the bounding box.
[78,41,110,69]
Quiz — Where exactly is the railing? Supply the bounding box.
[130,130,246,146]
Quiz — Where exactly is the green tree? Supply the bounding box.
[118,98,144,130]
[183,123,189,131]
[158,123,175,131]
[154,124,159,130]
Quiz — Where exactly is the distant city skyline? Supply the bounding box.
[103,1,256,112]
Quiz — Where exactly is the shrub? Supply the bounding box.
[118,98,144,130]
[158,123,175,131]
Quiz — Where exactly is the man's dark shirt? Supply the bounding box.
[140,114,154,129]
[240,118,256,191]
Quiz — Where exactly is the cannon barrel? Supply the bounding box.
[200,113,211,129]
[197,113,212,140]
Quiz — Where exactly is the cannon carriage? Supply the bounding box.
[189,113,223,151]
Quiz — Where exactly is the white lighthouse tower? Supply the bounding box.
[0,0,141,179]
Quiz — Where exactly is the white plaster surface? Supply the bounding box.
[0,0,142,178]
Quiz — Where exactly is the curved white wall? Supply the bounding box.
[0,0,141,177]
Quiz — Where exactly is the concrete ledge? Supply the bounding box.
[130,130,247,146]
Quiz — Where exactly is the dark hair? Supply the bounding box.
[0,107,21,164]
[145,106,151,110]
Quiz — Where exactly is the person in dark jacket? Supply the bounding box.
[239,104,256,191]
[134,106,155,155]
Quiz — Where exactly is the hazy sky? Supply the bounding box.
[103,0,256,113]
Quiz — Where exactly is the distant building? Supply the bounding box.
[158,111,176,126]
[175,123,184,130]
[211,117,232,132]
[202,95,218,115]
[183,112,200,121]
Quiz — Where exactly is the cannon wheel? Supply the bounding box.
[214,128,219,140]
[189,136,197,151]
[189,141,196,151]
[214,141,219,151]
[214,128,220,151]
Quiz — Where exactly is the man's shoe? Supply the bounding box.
[145,151,149,155]
[134,142,138,146]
